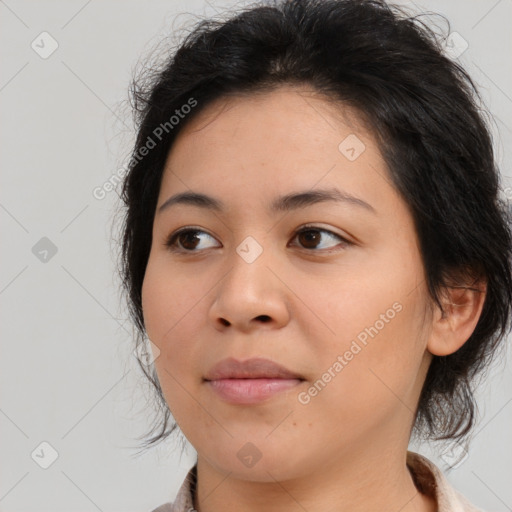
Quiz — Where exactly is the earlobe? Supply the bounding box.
[427,279,487,357]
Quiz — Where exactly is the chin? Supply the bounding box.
[204,442,307,483]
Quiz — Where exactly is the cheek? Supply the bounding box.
[141,255,211,374]
[308,260,428,420]
[141,259,196,394]
[313,291,427,427]
[141,256,199,344]
[141,260,205,427]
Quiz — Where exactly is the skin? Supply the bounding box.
[141,85,486,512]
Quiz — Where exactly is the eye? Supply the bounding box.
[165,228,219,253]
[289,225,352,252]
[164,225,352,254]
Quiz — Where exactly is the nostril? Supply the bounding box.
[257,315,271,323]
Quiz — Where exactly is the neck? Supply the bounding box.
[193,447,437,512]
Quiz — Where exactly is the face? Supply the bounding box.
[141,85,433,482]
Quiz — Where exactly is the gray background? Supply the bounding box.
[1,0,511,511]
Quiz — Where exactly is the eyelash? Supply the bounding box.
[164,224,353,254]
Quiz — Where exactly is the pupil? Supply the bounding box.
[182,232,200,249]
[300,230,319,248]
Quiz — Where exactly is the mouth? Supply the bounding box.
[205,377,305,404]
[204,357,306,404]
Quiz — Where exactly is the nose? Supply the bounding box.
[208,243,291,333]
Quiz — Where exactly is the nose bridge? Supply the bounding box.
[225,232,274,301]
[209,231,290,329]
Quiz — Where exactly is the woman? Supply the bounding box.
[118,0,512,510]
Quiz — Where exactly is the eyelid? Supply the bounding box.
[290,223,353,251]
[164,226,220,249]
[294,223,353,242]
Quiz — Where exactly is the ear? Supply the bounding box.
[427,273,487,357]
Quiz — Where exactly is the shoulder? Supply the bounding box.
[407,451,485,512]
[149,504,174,512]
[149,464,197,512]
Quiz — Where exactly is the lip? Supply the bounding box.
[204,357,303,380]
[204,357,305,404]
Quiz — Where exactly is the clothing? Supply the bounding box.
[150,451,483,512]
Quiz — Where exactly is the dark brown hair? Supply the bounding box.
[117,0,512,454]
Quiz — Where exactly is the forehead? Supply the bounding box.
[171,85,367,153]
[158,85,400,217]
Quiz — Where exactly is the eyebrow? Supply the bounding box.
[157,187,376,215]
